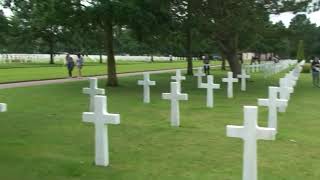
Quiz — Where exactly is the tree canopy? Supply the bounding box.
[1,0,319,86]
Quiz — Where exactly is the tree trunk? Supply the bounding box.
[226,52,241,77]
[104,20,118,87]
[150,55,154,62]
[49,40,54,64]
[49,53,54,64]
[221,53,226,70]
[99,51,103,64]
[186,28,193,75]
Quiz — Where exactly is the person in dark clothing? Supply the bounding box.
[203,55,210,75]
[311,57,320,87]
[66,53,75,78]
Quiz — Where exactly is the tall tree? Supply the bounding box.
[4,0,76,64]
[204,0,312,75]
[296,40,305,61]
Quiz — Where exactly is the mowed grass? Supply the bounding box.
[0,70,319,180]
[0,61,210,83]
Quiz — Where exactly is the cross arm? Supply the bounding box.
[213,84,221,89]
[162,93,172,100]
[199,83,208,89]
[258,99,269,106]
[0,103,7,112]
[226,125,244,139]
[82,112,95,123]
[137,80,145,85]
[276,99,288,108]
[103,113,120,124]
[256,127,276,140]
[222,78,228,82]
[95,89,105,95]
[82,88,90,94]
[178,94,188,101]
[288,87,294,94]
[149,81,156,86]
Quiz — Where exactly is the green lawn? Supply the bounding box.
[0,70,319,180]
[0,61,216,84]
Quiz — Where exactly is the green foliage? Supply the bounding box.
[296,40,305,61]
[302,63,311,73]
[1,0,317,61]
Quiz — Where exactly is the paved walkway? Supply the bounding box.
[0,66,220,89]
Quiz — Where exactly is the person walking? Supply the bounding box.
[66,53,75,78]
[76,53,84,78]
[203,54,210,75]
[311,57,320,87]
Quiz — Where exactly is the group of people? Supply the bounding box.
[311,57,320,87]
[66,53,84,78]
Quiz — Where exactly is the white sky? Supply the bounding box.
[270,11,320,27]
[2,7,320,27]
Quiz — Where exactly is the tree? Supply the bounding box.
[4,0,76,64]
[296,40,305,61]
[288,14,318,59]
[203,0,312,75]
[170,0,207,75]
[0,10,9,52]
[204,0,269,75]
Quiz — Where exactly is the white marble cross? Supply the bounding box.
[258,87,288,130]
[237,69,251,91]
[279,78,294,100]
[162,82,188,127]
[222,72,239,98]
[138,72,156,103]
[200,75,220,108]
[278,78,294,112]
[250,65,255,73]
[83,78,106,111]
[254,64,260,72]
[194,67,206,88]
[0,103,7,112]
[286,73,298,87]
[82,95,120,167]
[227,106,276,180]
[285,75,295,88]
[171,69,186,90]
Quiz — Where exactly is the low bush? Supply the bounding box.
[302,63,311,73]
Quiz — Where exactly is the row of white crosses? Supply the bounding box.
[244,60,298,78]
[221,70,251,98]
[262,60,298,78]
[79,60,304,169]
[226,60,304,180]
[137,68,251,108]
[138,68,246,126]
[80,69,251,168]
[82,78,120,167]
[136,70,188,128]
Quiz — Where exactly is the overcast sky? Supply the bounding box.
[270,11,320,27]
[2,7,320,27]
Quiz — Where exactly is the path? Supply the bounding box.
[0,66,220,89]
